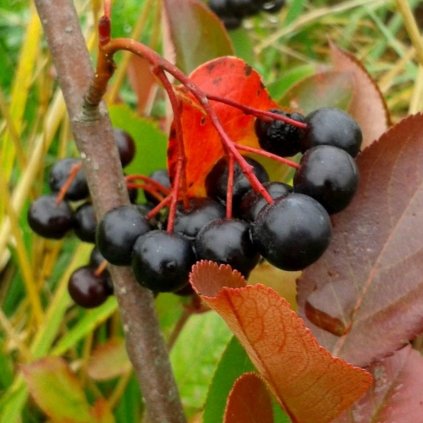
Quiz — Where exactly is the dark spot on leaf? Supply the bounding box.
[244,64,253,76]
[200,117,206,125]
[213,77,222,85]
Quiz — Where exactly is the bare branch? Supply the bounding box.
[33,1,185,421]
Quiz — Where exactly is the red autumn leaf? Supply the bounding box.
[223,372,273,423]
[190,261,372,423]
[330,43,390,149]
[297,114,423,367]
[335,345,423,422]
[167,56,278,197]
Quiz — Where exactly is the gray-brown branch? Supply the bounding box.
[33,1,185,422]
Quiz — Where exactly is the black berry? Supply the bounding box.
[294,145,359,214]
[195,218,259,277]
[238,181,291,221]
[174,197,225,240]
[205,157,269,208]
[28,195,74,239]
[252,193,332,271]
[132,230,196,292]
[74,202,97,243]
[255,110,305,157]
[96,205,150,266]
[114,128,136,167]
[49,158,89,201]
[302,108,362,157]
[68,266,112,308]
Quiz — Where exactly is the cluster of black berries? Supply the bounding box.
[208,0,285,29]
[27,129,137,308]
[94,107,361,296]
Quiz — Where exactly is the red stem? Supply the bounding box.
[206,94,308,129]
[226,154,235,219]
[235,144,301,169]
[55,161,83,204]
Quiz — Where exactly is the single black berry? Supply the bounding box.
[205,157,269,208]
[294,145,359,214]
[252,193,332,271]
[174,197,225,240]
[195,218,259,277]
[49,158,89,201]
[144,169,171,205]
[96,205,150,266]
[28,195,74,239]
[74,202,97,243]
[238,181,291,221]
[227,0,261,17]
[209,0,230,16]
[114,128,136,167]
[68,266,112,308]
[255,110,305,157]
[132,230,196,292]
[301,108,363,157]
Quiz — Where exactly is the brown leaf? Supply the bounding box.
[190,261,372,423]
[162,0,233,73]
[87,338,131,381]
[223,373,273,423]
[335,346,423,423]
[330,43,390,149]
[298,114,423,366]
[127,55,157,115]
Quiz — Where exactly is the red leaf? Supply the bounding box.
[223,373,273,423]
[190,261,372,423]
[298,114,423,366]
[162,0,233,73]
[330,43,390,149]
[167,56,278,196]
[335,346,423,423]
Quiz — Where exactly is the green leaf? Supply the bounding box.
[230,27,255,64]
[22,357,93,423]
[170,311,232,415]
[203,337,254,423]
[51,297,117,357]
[109,103,167,178]
[204,337,290,423]
[162,0,234,73]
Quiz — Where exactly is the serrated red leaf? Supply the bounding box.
[298,114,423,367]
[330,43,390,148]
[224,373,273,423]
[190,261,372,423]
[167,56,278,196]
[335,346,423,423]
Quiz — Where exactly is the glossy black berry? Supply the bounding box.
[238,181,291,221]
[49,158,89,201]
[68,266,112,308]
[302,108,363,157]
[294,145,359,214]
[205,157,269,207]
[96,205,150,266]
[195,218,259,277]
[252,193,332,271]
[209,0,230,16]
[114,128,136,167]
[28,195,74,239]
[255,110,305,157]
[132,230,196,292]
[262,0,285,13]
[74,202,97,243]
[174,197,225,240]
[144,169,171,205]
